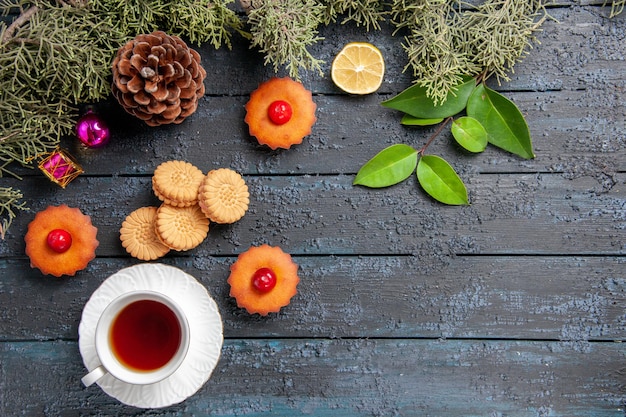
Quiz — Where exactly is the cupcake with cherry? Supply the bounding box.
[228,245,300,316]
[24,205,99,277]
[244,77,317,150]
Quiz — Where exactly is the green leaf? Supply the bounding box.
[354,144,418,188]
[417,155,469,205]
[401,115,444,126]
[381,76,476,119]
[451,116,488,153]
[466,84,534,159]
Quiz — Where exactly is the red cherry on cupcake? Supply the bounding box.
[267,100,293,125]
[46,229,72,253]
[252,267,277,292]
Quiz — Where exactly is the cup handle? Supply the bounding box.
[81,365,107,387]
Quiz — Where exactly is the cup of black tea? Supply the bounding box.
[81,290,190,386]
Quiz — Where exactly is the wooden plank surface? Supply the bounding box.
[1,255,625,341]
[1,2,625,416]
[1,340,625,416]
[1,173,624,257]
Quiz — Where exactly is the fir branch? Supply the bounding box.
[390,0,550,105]
[89,0,243,48]
[0,89,74,169]
[460,0,549,85]
[389,0,441,33]
[399,1,477,105]
[609,0,625,17]
[1,3,38,43]
[242,0,326,80]
[166,1,246,48]
[87,0,171,36]
[322,0,389,31]
[0,186,28,240]
[1,2,126,104]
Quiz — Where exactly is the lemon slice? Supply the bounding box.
[331,42,385,95]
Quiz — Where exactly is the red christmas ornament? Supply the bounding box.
[76,111,110,148]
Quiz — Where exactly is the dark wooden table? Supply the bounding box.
[1,2,625,416]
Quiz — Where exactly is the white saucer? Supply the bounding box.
[78,263,223,408]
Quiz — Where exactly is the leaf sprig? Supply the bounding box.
[355,78,533,205]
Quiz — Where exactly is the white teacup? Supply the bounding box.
[81,290,190,387]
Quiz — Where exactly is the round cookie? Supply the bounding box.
[120,206,170,261]
[152,160,204,207]
[198,168,249,224]
[155,204,209,251]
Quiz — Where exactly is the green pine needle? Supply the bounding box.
[0,187,28,239]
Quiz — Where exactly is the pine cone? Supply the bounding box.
[111,31,206,126]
